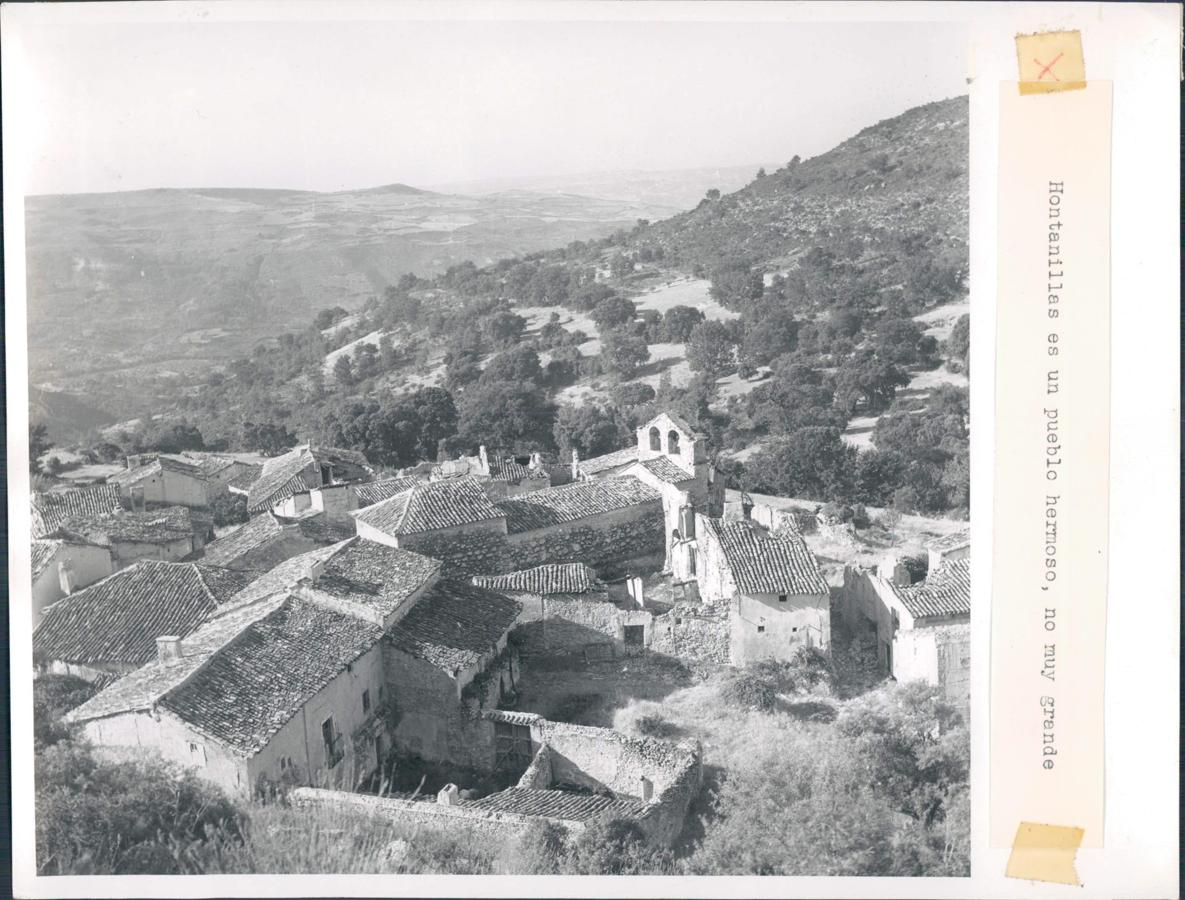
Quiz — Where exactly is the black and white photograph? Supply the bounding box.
[4,2,1178,896]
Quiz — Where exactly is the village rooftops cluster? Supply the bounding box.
[891,557,970,620]
[246,445,374,513]
[33,561,254,669]
[31,484,123,538]
[352,477,504,536]
[706,517,830,596]
[472,563,602,597]
[497,477,660,534]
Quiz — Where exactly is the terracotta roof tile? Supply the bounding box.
[497,477,660,534]
[306,538,441,622]
[247,445,373,512]
[577,446,638,476]
[705,518,829,596]
[353,477,421,507]
[893,558,970,619]
[634,455,696,484]
[473,563,601,597]
[200,512,351,569]
[467,788,649,822]
[221,541,351,611]
[33,561,254,667]
[386,580,521,675]
[53,506,197,546]
[31,485,123,538]
[353,478,504,536]
[159,596,384,756]
[31,540,61,581]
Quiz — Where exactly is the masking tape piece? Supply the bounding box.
[1005,822,1085,885]
[1016,30,1086,94]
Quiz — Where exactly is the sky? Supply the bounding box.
[11,16,967,195]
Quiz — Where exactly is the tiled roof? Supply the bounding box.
[893,558,970,620]
[226,464,263,493]
[705,518,829,596]
[924,530,971,552]
[635,455,695,484]
[200,512,351,569]
[497,477,660,534]
[386,580,521,675]
[578,446,638,476]
[353,477,421,507]
[158,596,384,756]
[222,542,351,611]
[353,478,504,536]
[466,788,649,822]
[473,563,601,597]
[306,538,441,621]
[31,484,123,538]
[53,506,197,546]
[247,445,374,513]
[67,594,291,724]
[31,539,61,581]
[33,561,254,667]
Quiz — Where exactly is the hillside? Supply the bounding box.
[636,96,967,272]
[24,184,680,398]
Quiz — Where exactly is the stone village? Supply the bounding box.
[30,411,969,846]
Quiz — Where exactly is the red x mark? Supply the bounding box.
[1033,52,1064,81]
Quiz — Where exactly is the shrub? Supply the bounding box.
[210,490,249,527]
[36,740,242,874]
[559,815,672,874]
[636,714,680,740]
[719,670,776,712]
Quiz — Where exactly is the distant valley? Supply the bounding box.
[25,180,715,411]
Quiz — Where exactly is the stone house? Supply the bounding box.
[382,580,522,769]
[33,560,253,681]
[696,516,831,664]
[30,538,114,629]
[68,537,521,797]
[50,505,211,568]
[352,477,510,573]
[200,511,354,571]
[31,484,123,539]
[66,593,390,796]
[838,556,970,701]
[473,563,653,656]
[245,445,375,516]
[110,454,223,509]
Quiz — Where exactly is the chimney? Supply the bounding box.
[125,455,137,470]
[879,556,911,587]
[437,783,460,806]
[640,775,654,802]
[156,635,183,663]
[477,445,489,476]
[529,451,542,470]
[628,575,645,608]
[571,448,580,481]
[58,559,75,595]
[304,557,327,584]
[130,485,146,513]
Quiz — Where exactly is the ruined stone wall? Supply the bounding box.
[506,502,665,579]
[648,605,730,666]
[290,786,575,840]
[398,525,508,576]
[381,644,497,771]
[893,624,970,706]
[634,741,703,847]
